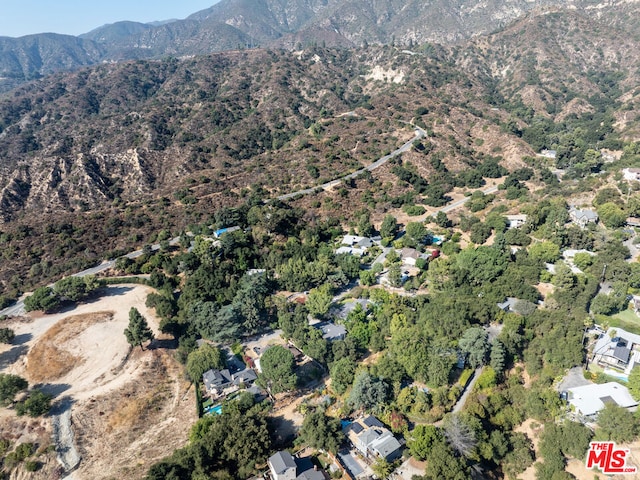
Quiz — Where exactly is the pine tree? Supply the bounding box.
[124,307,154,350]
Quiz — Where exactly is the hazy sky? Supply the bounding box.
[0,1,221,38]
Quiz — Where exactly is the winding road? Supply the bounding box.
[277,126,426,201]
[0,125,496,319]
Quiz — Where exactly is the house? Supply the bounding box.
[497,297,518,313]
[315,321,347,341]
[341,235,375,249]
[505,214,528,229]
[623,168,640,182]
[213,226,241,238]
[345,415,402,462]
[335,299,371,320]
[562,249,596,260]
[203,369,233,396]
[567,382,638,418]
[268,451,324,480]
[401,248,422,266]
[539,149,557,159]
[568,207,598,228]
[592,327,640,374]
[202,366,258,397]
[337,235,378,257]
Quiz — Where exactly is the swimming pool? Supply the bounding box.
[205,404,223,415]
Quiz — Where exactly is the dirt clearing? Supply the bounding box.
[26,312,113,382]
[1,285,195,480]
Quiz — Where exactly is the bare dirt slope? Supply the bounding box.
[0,285,196,480]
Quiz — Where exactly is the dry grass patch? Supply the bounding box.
[26,311,113,382]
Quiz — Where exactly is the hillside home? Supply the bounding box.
[592,327,640,374]
[268,451,324,480]
[567,382,638,418]
[505,214,528,229]
[627,217,640,228]
[568,207,598,228]
[314,321,347,341]
[623,168,640,182]
[539,149,557,159]
[336,235,378,256]
[345,416,402,462]
[202,366,258,398]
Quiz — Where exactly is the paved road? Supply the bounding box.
[433,185,499,216]
[0,237,183,318]
[277,126,426,201]
[0,127,496,319]
[452,367,483,414]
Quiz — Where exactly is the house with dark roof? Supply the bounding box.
[345,415,402,462]
[202,366,258,398]
[592,327,640,375]
[268,451,324,480]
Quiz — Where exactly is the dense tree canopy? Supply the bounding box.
[259,345,297,394]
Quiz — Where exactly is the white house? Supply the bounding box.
[505,214,528,229]
[567,382,638,418]
[345,416,402,462]
[623,168,640,182]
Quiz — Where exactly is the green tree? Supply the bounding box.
[307,283,334,317]
[260,345,297,393]
[15,390,52,417]
[409,424,443,460]
[0,374,28,405]
[529,241,560,263]
[490,340,506,374]
[54,276,99,302]
[23,287,60,313]
[0,328,15,344]
[597,202,626,228]
[297,409,344,454]
[458,327,489,369]
[597,403,639,443]
[360,270,377,286]
[124,307,154,350]
[380,215,399,240]
[348,372,388,412]
[435,211,451,228]
[503,432,535,479]
[330,357,356,395]
[406,222,428,244]
[186,344,226,383]
[422,439,470,480]
[372,457,395,478]
[629,366,640,401]
[388,264,403,287]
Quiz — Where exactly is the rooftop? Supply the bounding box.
[568,382,638,417]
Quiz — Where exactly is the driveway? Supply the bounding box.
[557,366,591,392]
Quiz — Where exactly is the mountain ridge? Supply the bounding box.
[1,0,638,93]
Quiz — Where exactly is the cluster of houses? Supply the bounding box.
[562,327,640,420]
[267,415,403,480]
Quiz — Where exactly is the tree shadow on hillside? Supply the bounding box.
[37,383,72,399]
[11,332,32,345]
[0,344,28,369]
[267,415,297,448]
